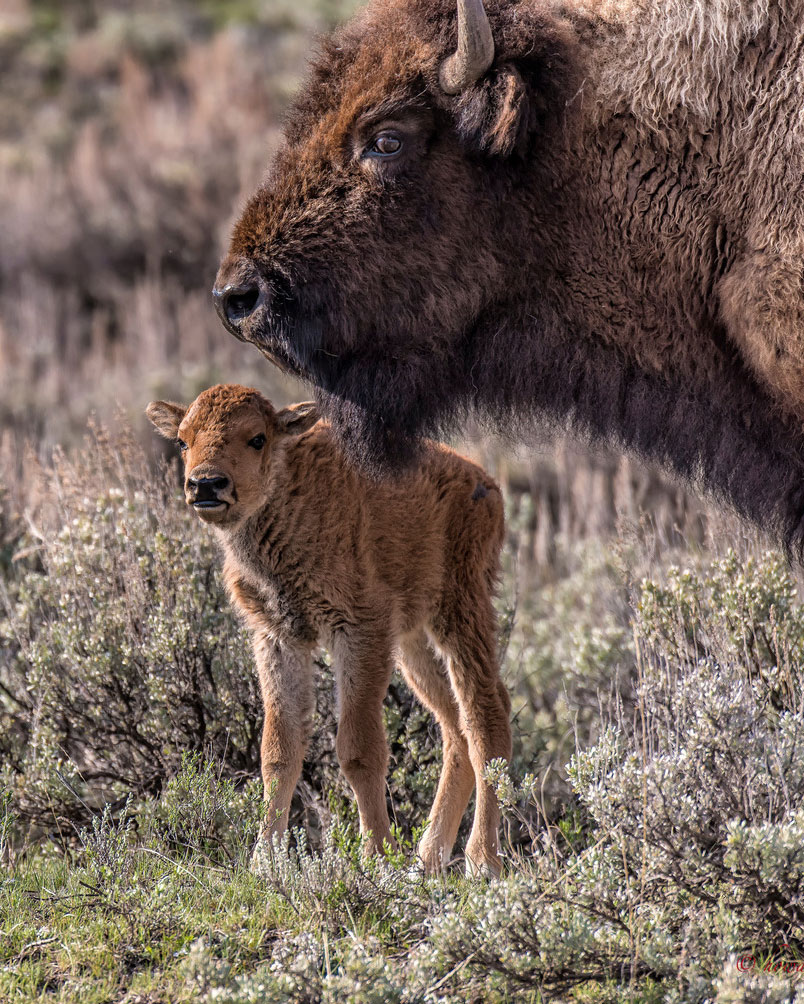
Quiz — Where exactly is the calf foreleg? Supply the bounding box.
[254,633,315,839]
[225,572,315,845]
[332,630,394,855]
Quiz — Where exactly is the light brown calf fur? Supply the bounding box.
[147,383,511,876]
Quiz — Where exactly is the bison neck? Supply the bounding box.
[468,279,804,553]
[468,18,804,555]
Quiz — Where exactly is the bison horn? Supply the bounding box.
[439,0,495,94]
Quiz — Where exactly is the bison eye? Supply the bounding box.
[177,439,188,452]
[367,131,402,158]
[248,434,266,450]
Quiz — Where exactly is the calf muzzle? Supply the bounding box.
[187,475,230,509]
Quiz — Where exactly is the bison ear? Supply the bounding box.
[276,401,319,436]
[453,64,528,156]
[146,401,186,439]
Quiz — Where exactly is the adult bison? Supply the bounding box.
[214,0,804,552]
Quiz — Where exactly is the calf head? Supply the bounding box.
[147,385,318,525]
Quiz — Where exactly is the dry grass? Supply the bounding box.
[0,0,326,454]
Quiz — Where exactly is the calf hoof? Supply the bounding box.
[249,832,276,875]
[361,829,396,859]
[464,842,502,879]
[417,838,450,876]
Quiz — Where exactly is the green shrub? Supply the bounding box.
[422,549,804,1002]
[0,431,261,829]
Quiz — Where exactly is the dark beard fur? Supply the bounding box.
[474,311,804,560]
[315,306,804,557]
[311,341,469,479]
[317,392,423,478]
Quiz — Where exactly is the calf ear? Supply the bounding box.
[454,64,528,156]
[146,401,186,439]
[276,402,319,436]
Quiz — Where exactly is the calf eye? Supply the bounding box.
[248,434,266,450]
[367,131,402,158]
[177,439,188,452]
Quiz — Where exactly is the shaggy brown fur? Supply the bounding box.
[147,384,511,876]
[215,0,804,555]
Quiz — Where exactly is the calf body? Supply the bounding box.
[147,384,511,875]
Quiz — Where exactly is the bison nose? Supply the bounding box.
[187,475,230,504]
[212,283,261,335]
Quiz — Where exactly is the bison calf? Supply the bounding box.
[147,383,511,875]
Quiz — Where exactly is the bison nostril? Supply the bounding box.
[213,284,260,329]
[188,476,230,503]
[227,288,259,321]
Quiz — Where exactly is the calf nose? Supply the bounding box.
[212,283,261,334]
[187,475,230,502]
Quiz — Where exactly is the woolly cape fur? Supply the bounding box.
[220,0,804,557]
[587,1,776,126]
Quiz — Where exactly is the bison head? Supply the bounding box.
[147,386,318,526]
[214,0,578,472]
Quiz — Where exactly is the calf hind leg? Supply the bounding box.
[397,630,475,874]
[434,602,512,878]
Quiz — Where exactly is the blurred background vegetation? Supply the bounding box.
[0,0,360,452]
[2,2,802,1001]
